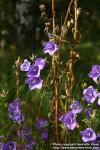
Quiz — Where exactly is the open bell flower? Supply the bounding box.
[20,59,31,71]
[26,65,40,77]
[34,58,46,70]
[25,77,43,90]
[43,41,59,56]
[88,65,100,83]
[70,101,82,114]
[81,128,96,142]
[83,86,97,103]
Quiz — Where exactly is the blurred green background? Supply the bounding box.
[0,0,100,144]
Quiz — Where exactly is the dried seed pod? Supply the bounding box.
[39,4,45,12]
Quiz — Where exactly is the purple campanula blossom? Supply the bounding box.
[26,65,40,77]
[34,58,46,70]
[20,59,31,72]
[43,41,59,56]
[85,108,93,118]
[70,101,82,114]
[25,77,43,90]
[81,128,96,142]
[40,129,48,140]
[35,118,47,129]
[8,98,24,124]
[88,65,100,83]
[3,142,16,150]
[83,86,97,103]
[63,111,77,130]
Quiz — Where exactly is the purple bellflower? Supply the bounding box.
[81,128,96,142]
[26,65,40,77]
[3,142,16,150]
[25,77,43,90]
[20,59,31,72]
[34,58,46,70]
[88,65,100,83]
[70,101,82,114]
[83,86,97,103]
[63,111,77,130]
[43,41,59,56]
[85,108,93,118]
[35,118,47,129]
[8,98,24,124]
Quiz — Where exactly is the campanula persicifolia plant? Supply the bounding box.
[0,0,100,150]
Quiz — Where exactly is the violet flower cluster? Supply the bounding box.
[62,101,82,130]
[20,58,46,90]
[35,118,48,140]
[8,98,24,124]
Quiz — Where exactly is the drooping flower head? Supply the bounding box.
[83,86,97,103]
[88,65,100,83]
[43,41,59,56]
[34,58,46,70]
[20,59,31,72]
[35,118,47,129]
[84,108,93,118]
[3,142,16,150]
[25,77,43,90]
[70,101,82,114]
[26,65,40,77]
[80,128,96,142]
[63,111,77,130]
[8,98,24,124]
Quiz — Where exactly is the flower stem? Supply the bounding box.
[52,0,59,143]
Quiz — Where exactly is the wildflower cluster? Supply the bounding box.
[62,101,82,130]
[61,65,100,143]
[20,58,46,90]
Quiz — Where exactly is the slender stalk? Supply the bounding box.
[52,0,59,143]
[15,57,24,150]
[60,0,74,39]
[74,0,78,41]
